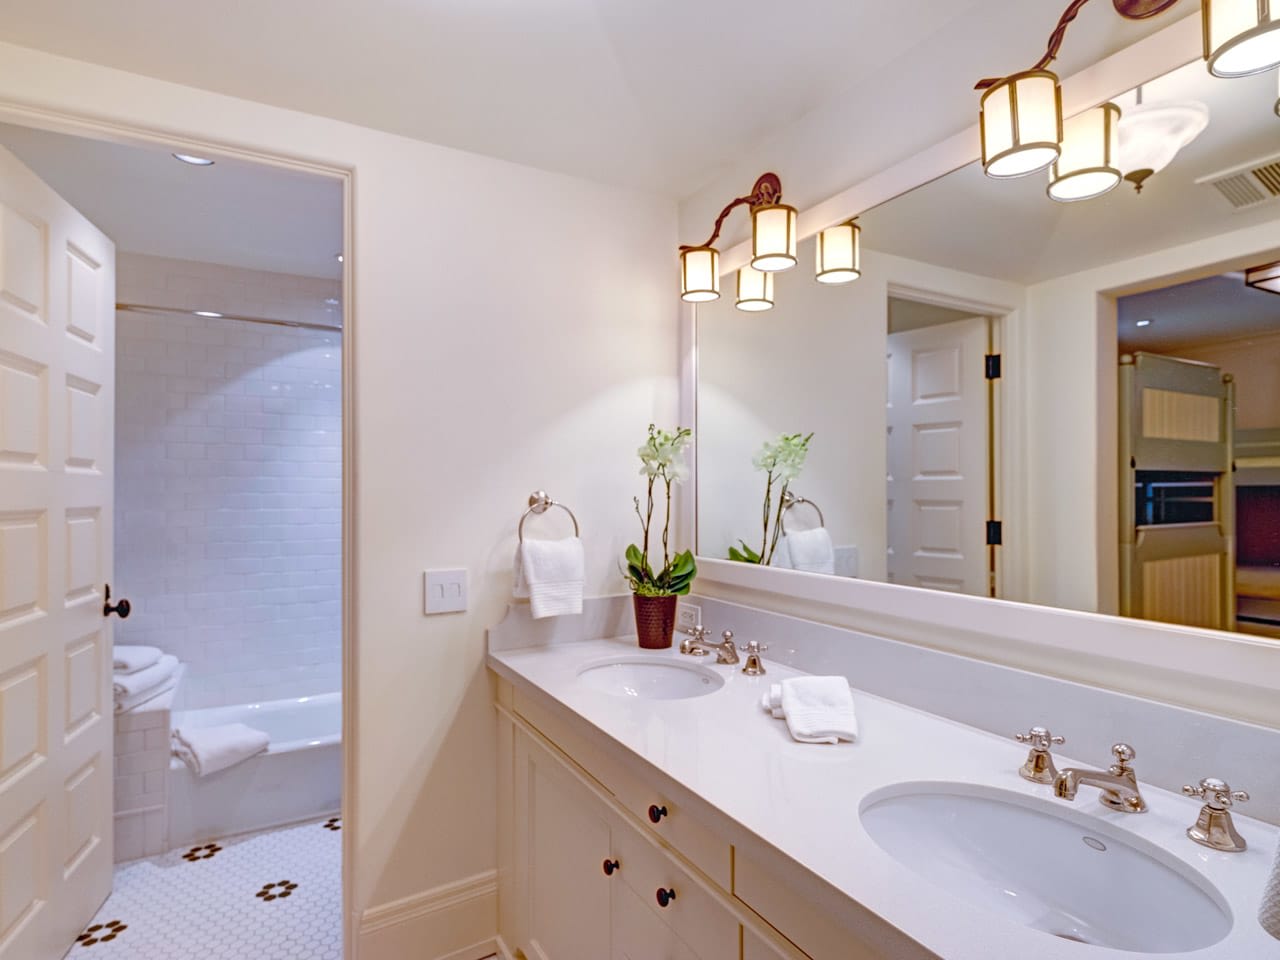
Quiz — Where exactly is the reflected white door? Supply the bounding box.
[0,144,115,958]
[886,316,988,594]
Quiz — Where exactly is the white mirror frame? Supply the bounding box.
[681,13,1280,729]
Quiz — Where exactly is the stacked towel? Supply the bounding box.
[172,723,270,778]
[1261,840,1280,940]
[781,527,836,575]
[761,676,858,744]
[113,645,163,674]
[513,537,584,620]
[114,654,179,714]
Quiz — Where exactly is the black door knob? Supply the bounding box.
[602,859,619,876]
[648,804,668,824]
[103,584,131,619]
[655,887,677,908]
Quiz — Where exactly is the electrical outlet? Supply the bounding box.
[423,569,467,615]
[676,601,701,631]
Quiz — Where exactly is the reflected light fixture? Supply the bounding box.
[1048,102,1122,201]
[815,220,861,283]
[1136,318,1153,327]
[1117,90,1210,194]
[173,153,214,166]
[735,266,775,312]
[193,310,223,318]
[1203,0,1280,77]
[678,173,796,303]
[1245,260,1280,295]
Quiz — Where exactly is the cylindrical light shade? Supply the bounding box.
[980,70,1063,179]
[1203,0,1280,77]
[750,203,798,272]
[680,246,720,302]
[1048,103,1122,202]
[735,266,774,312]
[815,221,862,284]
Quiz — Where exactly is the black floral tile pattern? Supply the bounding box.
[76,920,127,947]
[182,843,222,862]
[322,817,341,832]
[255,880,299,902]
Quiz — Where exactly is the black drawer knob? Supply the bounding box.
[655,887,677,908]
[602,859,619,876]
[648,804,668,824]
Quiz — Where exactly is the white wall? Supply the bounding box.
[0,41,678,958]
[115,254,343,709]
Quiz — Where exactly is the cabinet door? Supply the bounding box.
[611,879,703,960]
[515,731,613,960]
[744,926,809,960]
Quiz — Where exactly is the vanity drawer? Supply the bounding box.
[611,878,702,960]
[612,816,739,960]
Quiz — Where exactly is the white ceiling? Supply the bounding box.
[0,123,343,279]
[0,0,985,198]
[1118,273,1280,352]
[859,60,1280,286]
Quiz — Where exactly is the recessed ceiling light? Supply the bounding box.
[1136,318,1153,327]
[194,310,223,318]
[335,254,344,263]
[324,298,340,306]
[173,153,215,166]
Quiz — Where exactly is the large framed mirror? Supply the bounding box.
[694,54,1280,642]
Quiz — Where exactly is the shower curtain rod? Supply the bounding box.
[116,302,342,334]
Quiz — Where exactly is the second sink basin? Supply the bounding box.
[859,782,1231,954]
[577,656,724,700]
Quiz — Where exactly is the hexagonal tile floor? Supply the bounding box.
[69,818,341,958]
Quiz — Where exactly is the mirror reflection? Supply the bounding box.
[696,59,1280,637]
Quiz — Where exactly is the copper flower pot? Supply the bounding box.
[633,594,678,650]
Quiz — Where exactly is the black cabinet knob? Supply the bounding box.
[655,887,677,908]
[648,804,668,824]
[103,584,131,619]
[602,859,619,876]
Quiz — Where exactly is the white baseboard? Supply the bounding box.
[358,870,498,960]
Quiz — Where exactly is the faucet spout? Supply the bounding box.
[1051,744,1147,814]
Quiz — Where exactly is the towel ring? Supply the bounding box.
[518,490,580,543]
[780,491,824,534]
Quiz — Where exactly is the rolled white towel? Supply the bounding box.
[113,655,178,702]
[113,644,163,674]
[760,683,785,719]
[1261,839,1280,940]
[518,537,584,620]
[172,723,270,778]
[779,676,858,744]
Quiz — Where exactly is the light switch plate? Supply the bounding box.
[676,601,701,631]
[423,569,468,615]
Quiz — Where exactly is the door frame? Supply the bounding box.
[0,102,359,958]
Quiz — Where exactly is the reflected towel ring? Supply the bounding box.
[518,490,581,543]
[780,491,825,534]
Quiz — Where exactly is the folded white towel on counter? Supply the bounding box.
[113,644,163,674]
[516,537,584,619]
[1261,840,1280,940]
[772,676,858,744]
[113,654,178,701]
[172,723,270,778]
[781,527,835,575]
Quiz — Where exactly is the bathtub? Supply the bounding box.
[168,692,342,848]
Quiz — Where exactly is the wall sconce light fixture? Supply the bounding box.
[736,266,775,311]
[1048,102,1123,201]
[980,70,1064,178]
[679,246,720,303]
[815,220,862,283]
[1203,0,1280,77]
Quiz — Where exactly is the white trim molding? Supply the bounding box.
[359,870,498,960]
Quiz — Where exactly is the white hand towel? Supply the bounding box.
[519,537,584,620]
[768,537,793,569]
[1261,839,1280,940]
[512,545,531,599]
[779,676,858,744]
[171,723,270,778]
[113,644,163,674]
[115,677,178,714]
[113,654,178,701]
[782,527,835,575]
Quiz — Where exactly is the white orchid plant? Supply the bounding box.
[625,424,696,597]
[729,431,814,566]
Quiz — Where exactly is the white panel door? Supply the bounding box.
[886,316,988,595]
[0,144,115,959]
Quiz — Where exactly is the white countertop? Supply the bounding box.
[488,635,1280,960]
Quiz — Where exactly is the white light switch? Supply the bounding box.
[423,569,468,615]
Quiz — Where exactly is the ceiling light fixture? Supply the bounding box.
[1048,102,1123,201]
[1245,259,1280,295]
[335,254,344,263]
[194,310,223,318]
[1203,0,1280,77]
[1136,318,1153,326]
[679,173,797,303]
[173,153,215,166]
[736,266,775,312]
[815,220,862,284]
[1116,89,1210,193]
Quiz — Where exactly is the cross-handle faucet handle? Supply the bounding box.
[737,639,768,654]
[1015,726,1065,751]
[1109,742,1137,772]
[1183,777,1249,810]
[1014,726,1065,785]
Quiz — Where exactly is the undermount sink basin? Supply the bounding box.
[577,656,724,700]
[859,783,1231,954]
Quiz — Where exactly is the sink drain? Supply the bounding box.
[1082,836,1107,852]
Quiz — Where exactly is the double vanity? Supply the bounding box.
[489,596,1278,959]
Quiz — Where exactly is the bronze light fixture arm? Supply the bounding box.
[679,173,783,252]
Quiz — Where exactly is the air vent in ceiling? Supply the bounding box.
[1197,154,1280,210]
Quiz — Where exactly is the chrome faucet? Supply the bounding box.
[679,626,740,665]
[1182,777,1250,852]
[1013,725,1066,785]
[1053,743,1148,813]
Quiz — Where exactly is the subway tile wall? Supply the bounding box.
[115,254,342,709]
